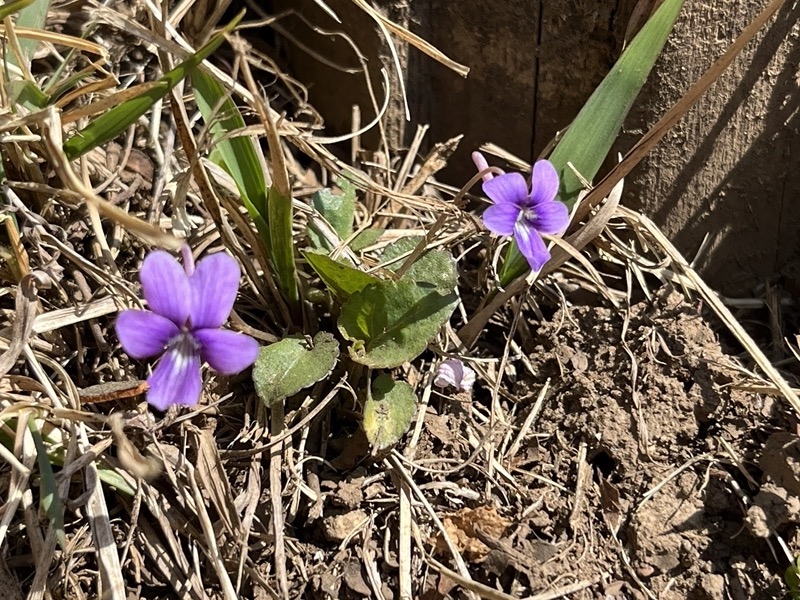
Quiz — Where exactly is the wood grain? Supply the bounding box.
[621,0,800,293]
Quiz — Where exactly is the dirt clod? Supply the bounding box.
[323,510,368,543]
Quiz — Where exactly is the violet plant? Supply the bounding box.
[115,248,259,411]
[112,0,682,435]
[486,0,684,286]
[478,157,569,272]
[113,183,455,455]
[268,187,460,450]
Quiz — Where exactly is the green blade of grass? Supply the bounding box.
[7,79,49,111]
[2,0,49,109]
[228,52,300,310]
[192,67,300,306]
[28,416,66,550]
[252,66,300,308]
[499,0,685,285]
[0,0,34,21]
[267,185,298,304]
[191,68,271,246]
[63,11,244,160]
[0,420,136,496]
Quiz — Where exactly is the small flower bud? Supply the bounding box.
[434,359,476,392]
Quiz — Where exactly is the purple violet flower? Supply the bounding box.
[434,358,476,392]
[115,250,259,411]
[481,159,570,271]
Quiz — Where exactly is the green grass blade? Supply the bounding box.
[258,89,299,307]
[191,67,301,304]
[267,185,298,305]
[96,467,136,496]
[2,0,49,109]
[499,0,684,285]
[6,79,49,111]
[550,0,685,206]
[28,417,66,550]
[63,12,244,160]
[0,0,34,21]
[63,81,171,160]
[0,418,136,496]
[191,68,270,245]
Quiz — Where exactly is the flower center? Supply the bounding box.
[167,331,201,358]
[520,206,538,226]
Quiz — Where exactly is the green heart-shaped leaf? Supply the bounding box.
[304,250,380,300]
[363,374,416,451]
[253,332,339,406]
[349,228,383,252]
[380,237,458,292]
[307,177,356,251]
[338,279,456,368]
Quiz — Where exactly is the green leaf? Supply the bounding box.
[363,374,416,451]
[193,65,298,306]
[787,560,800,599]
[3,0,51,107]
[191,68,270,245]
[380,237,458,293]
[338,279,457,368]
[307,177,356,251]
[304,250,380,300]
[96,468,136,496]
[28,417,66,550]
[350,228,383,252]
[5,80,49,111]
[499,0,684,285]
[63,11,244,160]
[14,0,49,67]
[252,332,339,407]
[0,417,136,496]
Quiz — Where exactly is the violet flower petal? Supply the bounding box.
[529,160,560,205]
[514,220,550,271]
[434,358,476,392]
[434,359,460,388]
[190,252,241,330]
[482,172,528,208]
[146,344,202,410]
[140,251,191,326]
[115,310,179,359]
[534,200,570,235]
[460,366,476,391]
[194,328,259,375]
[482,203,520,236]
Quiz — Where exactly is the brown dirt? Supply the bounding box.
[292,288,797,599]
[514,289,792,599]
